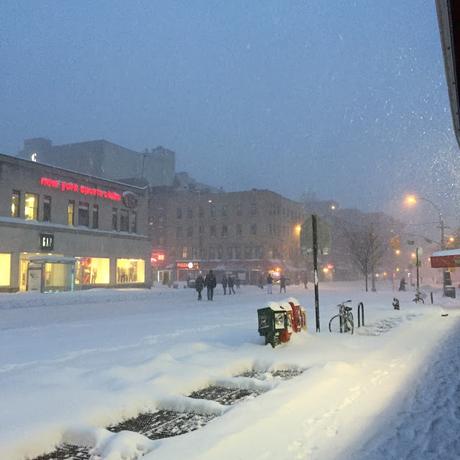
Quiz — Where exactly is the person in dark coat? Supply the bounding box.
[195,273,204,300]
[266,273,273,294]
[205,270,217,300]
[228,275,235,294]
[222,274,228,295]
[399,278,406,291]
[279,275,287,293]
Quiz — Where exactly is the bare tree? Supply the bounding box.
[346,223,386,292]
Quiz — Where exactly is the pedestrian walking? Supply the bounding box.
[228,275,235,294]
[258,274,264,289]
[235,277,240,289]
[279,275,287,293]
[222,274,228,295]
[205,270,217,301]
[266,273,273,294]
[195,273,204,300]
[302,273,308,289]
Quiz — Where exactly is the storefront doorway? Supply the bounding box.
[21,254,76,293]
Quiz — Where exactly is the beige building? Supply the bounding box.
[0,153,152,292]
[149,188,306,284]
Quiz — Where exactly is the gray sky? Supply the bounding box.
[1,0,458,215]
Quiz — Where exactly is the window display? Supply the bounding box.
[76,257,110,285]
[116,258,145,283]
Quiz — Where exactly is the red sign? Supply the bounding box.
[151,250,166,266]
[40,177,121,202]
[176,261,200,270]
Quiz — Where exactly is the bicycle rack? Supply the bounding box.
[357,302,365,328]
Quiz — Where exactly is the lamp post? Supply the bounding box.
[404,194,447,293]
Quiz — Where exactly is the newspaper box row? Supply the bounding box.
[257,297,307,348]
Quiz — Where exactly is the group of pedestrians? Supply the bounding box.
[259,272,287,294]
[221,274,237,295]
[194,270,292,300]
[194,270,240,301]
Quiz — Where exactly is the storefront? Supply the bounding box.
[0,153,152,292]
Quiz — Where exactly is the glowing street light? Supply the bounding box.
[395,249,401,256]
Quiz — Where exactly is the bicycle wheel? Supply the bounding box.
[329,314,343,333]
[345,313,354,334]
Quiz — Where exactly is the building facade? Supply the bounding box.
[0,153,152,292]
[149,188,306,284]
[20,138,176,187]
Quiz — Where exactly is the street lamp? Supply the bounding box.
[404,193,448,293]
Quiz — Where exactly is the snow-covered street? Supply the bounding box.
[1,282,459,460]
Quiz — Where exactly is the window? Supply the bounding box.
[43,196,51,222]
[217,246,223,259]
[120,209,129,232]
[198,225,204,234]
[208,247,215,259]
[222,205,227,217]
[236,224,242,236]
[177,208,182,219]
[187,226,193,237]
[250,203,257,216]
[198,206,204,218]
[182,246,188,258]
[67,200,75,225]
[221,225,228,237]
[75,257,109,285]
[187,208,193,218]
[78,202,89,227]
[236,204,242,216]
[130,211,137,233]
[11,190,20,217]
[24,193,38,220]
[235,246,242,259]
[251,223,257,235]
[92,204,99,229]
[0,253,11,287]
[210,225,216,237]
[176,226,183,238]
[116,258,145,284]
[112,208,118,231]
[227,247,233,259]
[244,247,253,259]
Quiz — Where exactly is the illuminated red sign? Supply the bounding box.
[176,261,200,270]
[40,177,121,202]
[151,250,166,266]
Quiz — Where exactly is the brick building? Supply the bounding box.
[149,188,306,284]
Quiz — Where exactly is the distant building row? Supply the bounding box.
[0,138,307,292]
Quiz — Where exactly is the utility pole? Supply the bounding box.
[312,214,320,332]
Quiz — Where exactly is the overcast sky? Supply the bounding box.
[1,0,459,217]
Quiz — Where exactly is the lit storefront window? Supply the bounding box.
[43,262,73,292]
[116,259,145,284]
[75,257,110,285]
[11,190,20,217]
[24,193,38,220]
[0,254,11,286]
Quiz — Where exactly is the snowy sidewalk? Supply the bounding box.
[348,316,460,460]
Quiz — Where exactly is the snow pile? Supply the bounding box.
[0,282,458,459]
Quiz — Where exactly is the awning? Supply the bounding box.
[430,249,460,268]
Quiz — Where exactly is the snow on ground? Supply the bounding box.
[0,281,459,459]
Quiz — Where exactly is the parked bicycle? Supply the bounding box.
[413,290,426,304]
[329,300,354,334]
